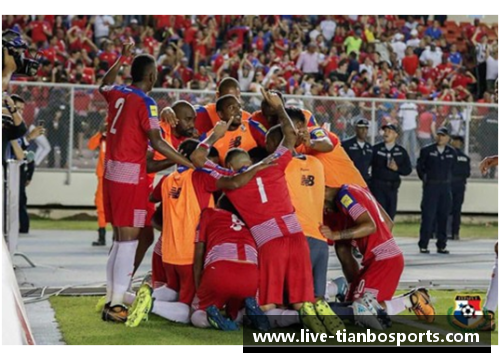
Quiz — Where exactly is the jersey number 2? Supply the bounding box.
[256,177,268,203]
[110,98,125,134]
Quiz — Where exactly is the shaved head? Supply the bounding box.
[217,77,241,98]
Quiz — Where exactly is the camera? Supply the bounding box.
[2,29,40,77]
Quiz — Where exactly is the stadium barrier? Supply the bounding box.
[8,81,499,183]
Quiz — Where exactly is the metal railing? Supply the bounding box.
[9,81,498,183]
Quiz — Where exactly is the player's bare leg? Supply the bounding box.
[103,226,141,323]
[133,226,154,274]
[335,242,359,283]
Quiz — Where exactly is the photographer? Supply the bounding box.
[2,93,27,166]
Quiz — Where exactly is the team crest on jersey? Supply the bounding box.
[168,187,182,199]
[447,295,490,331]
[149,105,158,117]
[340,194,354,208]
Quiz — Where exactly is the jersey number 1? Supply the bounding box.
[110,98,125,134]
[256,177,268,204]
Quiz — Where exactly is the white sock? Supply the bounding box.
[327,281,338,300]
[152,285,179,302]
[106,243,119,304]
[111,240,139,306]
[191,310,211,328]
[384,295,410,315]
[152,301,190,324]
[485,257,498,312]
[265,308,300,328]
[123,291,136,305]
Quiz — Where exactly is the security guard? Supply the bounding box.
[370,124,412,220]
[417,127,457,254]
[341,118,373,182]
[449,135,471,240]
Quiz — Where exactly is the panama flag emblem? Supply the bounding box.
[448,295,485,330]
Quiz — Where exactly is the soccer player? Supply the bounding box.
[190,89,344,335]
[202,94,267,164]
[479,155,498,331]
[195,77,252,134]
[87,125,107,246]
[190,195,267,331]
[126,139,274,327]
[292,113,368,284]
[138,100,201,274]
[250,90,318,130]
[319,184,435,328]
[99,43,193,323]
[266,113,329,303]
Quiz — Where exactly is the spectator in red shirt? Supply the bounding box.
[402,47,419,76]
[98,40,119,70]
[175,57,194,84]
[28,15,53,45]
[417,105,437,147]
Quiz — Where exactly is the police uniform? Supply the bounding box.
[370,140,412,220]
[450,144,470,239]
[417,129,457,252]
[341,119,373,182]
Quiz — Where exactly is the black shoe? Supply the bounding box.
[419,248,430,254]
[92,228,106,246]
[437,248,450,254]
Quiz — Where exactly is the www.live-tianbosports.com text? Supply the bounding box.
[252,328,480,346]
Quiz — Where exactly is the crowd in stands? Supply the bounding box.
[4,15,498,102]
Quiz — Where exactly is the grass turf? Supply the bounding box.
[32,219,498,239]
[50,290,497,345]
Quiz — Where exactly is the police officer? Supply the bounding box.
[342,118,373,182]
[370,124,412,220]
[417,127,457,254]
[449,135,470,240]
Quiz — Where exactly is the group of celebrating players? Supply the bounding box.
[94,42,489,334]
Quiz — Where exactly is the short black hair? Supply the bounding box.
[172,100,195,114]
[225,148,248,166]
[248,147,269,163]
[177,139,200,159]
[285,107,306,124]
[218,77,240,95]
[131,54,156,83]
[215,94,238,113]
[10,94,25,104]
[208,146,219,159]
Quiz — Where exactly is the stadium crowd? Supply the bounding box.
[3,15,498,101]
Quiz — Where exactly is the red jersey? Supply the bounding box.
[101,85,160,184]
[30,20,51,43]
[196,208,258,267]
[402,55,419,76]
[336,184,400,263]
[213,146,302,248]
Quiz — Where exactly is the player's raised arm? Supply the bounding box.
[260,88,297,151]
[146,149,176,174]
[99,42,134,92]
[148,129,193,168]
[190,117,234,168]
[215,156,276,190]
[320,211,376,241]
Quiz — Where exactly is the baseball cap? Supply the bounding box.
[436,127,449,136]
[410,29,418,36]
[382,123,398,133]
[355,118,370,128]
